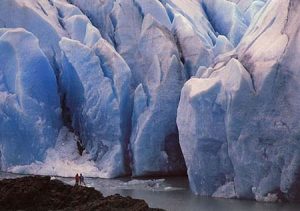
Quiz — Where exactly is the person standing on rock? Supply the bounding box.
[75,173,80,186]
[80,173,86,186]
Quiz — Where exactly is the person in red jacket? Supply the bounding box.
[75,173,80,186]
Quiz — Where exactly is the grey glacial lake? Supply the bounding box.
[1,172,299,211]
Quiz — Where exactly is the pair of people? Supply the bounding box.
[75,173,86,186]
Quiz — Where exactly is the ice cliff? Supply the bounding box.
[0,0,299,202]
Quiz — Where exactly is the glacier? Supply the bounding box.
[178,0,300,202]
[0,28,61,169]
[0,0,300,202]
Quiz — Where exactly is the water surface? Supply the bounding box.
[1,172,299,211]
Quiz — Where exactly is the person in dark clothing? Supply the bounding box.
[80,173,86,186]
[75,173,80,186]
[79,174,86,186]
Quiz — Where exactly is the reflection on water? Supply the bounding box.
[1,172,299,211]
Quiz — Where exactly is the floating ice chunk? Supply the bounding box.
[116,179,167,191]
[124,179,165,186]
[213,182,236,199]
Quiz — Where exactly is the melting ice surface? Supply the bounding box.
[0,172,299,211]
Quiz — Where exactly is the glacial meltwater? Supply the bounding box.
[1,172,299,211]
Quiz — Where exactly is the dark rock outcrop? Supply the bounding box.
[0,176,163,211]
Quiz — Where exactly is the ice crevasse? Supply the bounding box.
[1,0,300,202]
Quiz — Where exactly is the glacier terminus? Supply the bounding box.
[0,0,300,202]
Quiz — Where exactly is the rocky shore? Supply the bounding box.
[0,176,163,211]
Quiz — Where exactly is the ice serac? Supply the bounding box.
[135,0,172,29]
[231,0,300,201]
[244,1,266,23]
[54,0,132,177]
[227,0,266,25]
[169,0,237,78]
[172,14,213,77]
[201,0,248,46]
[213,35,234,57]
[0,0,66,66]
[178,0,300,202]
[59,38,124,178]
[130,15,186,176]
[0,28,61,170]
[93,38,133,168]
[110,0,143,86]
[178,59,252,196]
[52,0,102,47]
[165,0,214,34]
[229,0,266,12]
[110,0,173,85]
[68,0,115,44]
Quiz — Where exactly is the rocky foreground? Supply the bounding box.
[0,176,163,211]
